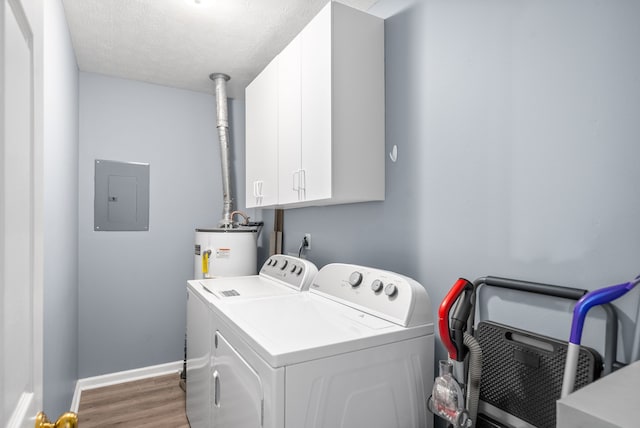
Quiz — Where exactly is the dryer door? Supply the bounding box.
[212,331,264,428]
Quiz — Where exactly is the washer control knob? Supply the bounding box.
[348,271,363,287]
[290,265,297,273]
[296,266,303,275]
[280,260,288,270]
[384,283,398,297]
[271,259,278,267]
[371,279,384,293]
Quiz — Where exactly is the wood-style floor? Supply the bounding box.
[77,373,190,427]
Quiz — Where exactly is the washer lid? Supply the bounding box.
[192,276,298,301]
[215,292,434,368]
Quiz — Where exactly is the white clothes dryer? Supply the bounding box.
[186,254,318,428]
[189,262,435,428]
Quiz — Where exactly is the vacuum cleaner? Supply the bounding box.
[428,278,481,428]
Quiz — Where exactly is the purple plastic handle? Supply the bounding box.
[569,276,640,344]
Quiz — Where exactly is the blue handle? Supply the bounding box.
[569,276,640,344]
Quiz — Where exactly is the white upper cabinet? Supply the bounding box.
[299,4,333,204]
[245,57,279,208]
[245,1,385,209]
[277,35,303,205]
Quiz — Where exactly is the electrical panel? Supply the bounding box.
[94,159,149,231]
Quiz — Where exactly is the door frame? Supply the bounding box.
[1,0,44,425]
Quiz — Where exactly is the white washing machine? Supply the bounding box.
[189,262,435,428]
[186,254,318,428]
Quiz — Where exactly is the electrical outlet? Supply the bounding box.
[304,233,311,250]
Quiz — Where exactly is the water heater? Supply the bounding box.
[194,228,258,279]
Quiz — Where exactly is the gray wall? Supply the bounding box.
[73,0,640,391]
[43,0,79,416]
[251,0,640,364]
[78,73,245,377]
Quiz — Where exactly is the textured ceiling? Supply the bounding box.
[61,0,380,99]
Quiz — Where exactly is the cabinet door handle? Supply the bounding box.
[299,169,306,189]
[292,171,299,191]
[256,181,264,206]
[254,180,264,198]
[252,181,258,205]
[299,169,306,200]
[213,369,220,407]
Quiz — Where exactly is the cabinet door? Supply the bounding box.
[212,331,263,428]
[245,58,279,208]
[277,35,303,205]
[300,3,333,202]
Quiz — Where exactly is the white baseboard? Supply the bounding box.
[7,392,34,428]
[70,360,183,413]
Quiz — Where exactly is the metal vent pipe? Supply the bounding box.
[210,73,233,227]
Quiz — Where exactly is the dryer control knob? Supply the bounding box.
[371,279,384,293]
[290,265,297,273]
[280,260,288,270]
[349,271,363,287]
[384,283,398,297]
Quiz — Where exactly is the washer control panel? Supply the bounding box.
[311,263,432,327]
[260,254,318,291]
